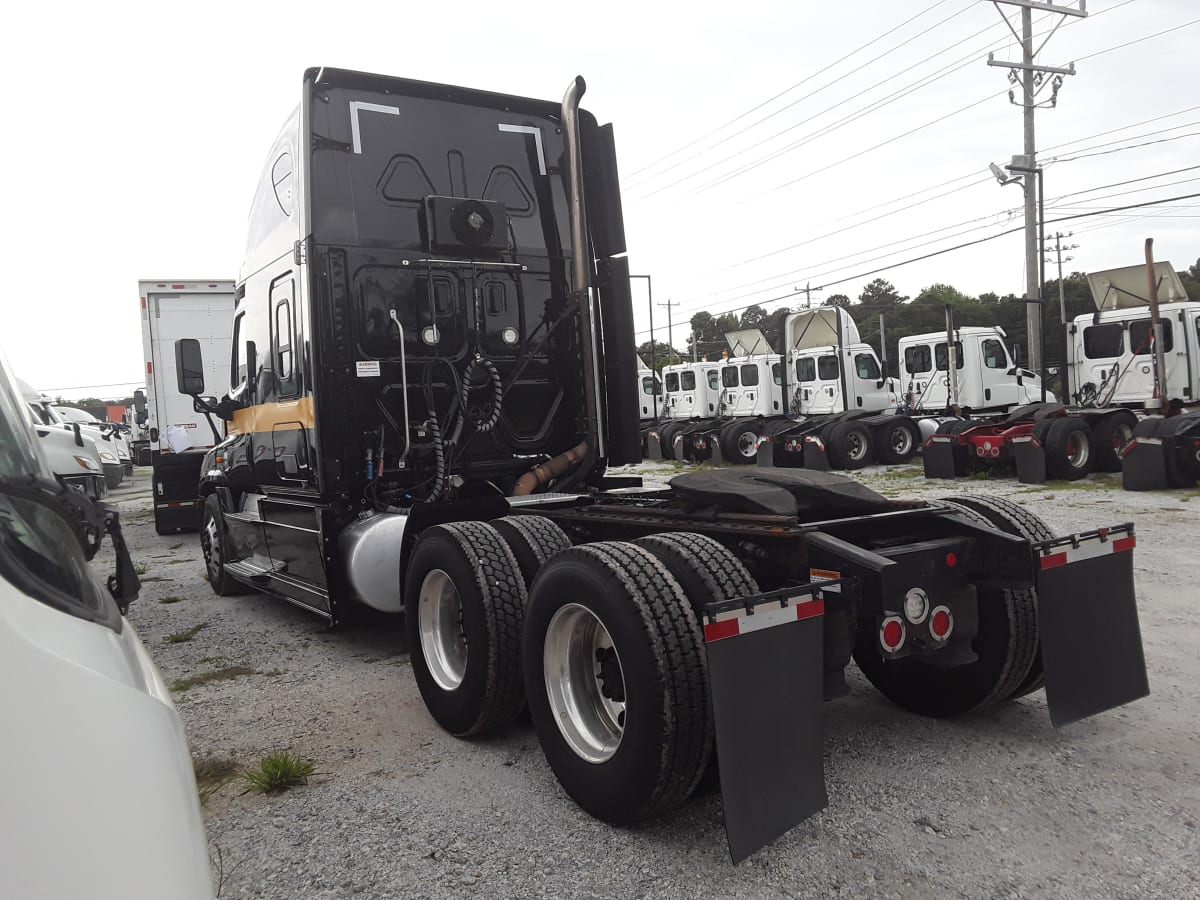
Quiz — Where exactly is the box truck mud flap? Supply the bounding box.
[1033,525,1149,727]
[703,583,842,863]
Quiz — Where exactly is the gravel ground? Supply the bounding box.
[105,463,1200,899]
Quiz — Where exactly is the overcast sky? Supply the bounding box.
[3,0,1196,398]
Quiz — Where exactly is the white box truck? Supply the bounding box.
[138,280,234,533]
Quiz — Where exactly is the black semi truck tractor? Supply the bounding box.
[173,67,1149,863]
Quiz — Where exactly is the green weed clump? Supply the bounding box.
[243,751,316,794]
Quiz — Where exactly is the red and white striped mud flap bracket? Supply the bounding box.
[1032,523,1149,728]
[703,579,850,864]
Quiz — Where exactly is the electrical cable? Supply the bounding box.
[620,0,960,184]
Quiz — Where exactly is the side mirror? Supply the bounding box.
[876,379,886,388]
[245,341,258,397]
[133,389,146,414]
[175,339,206,395]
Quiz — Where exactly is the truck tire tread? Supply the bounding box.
[404,521,527,736]
[940,494,1054,697]
[491,514,571,589]
[524,541,712,822]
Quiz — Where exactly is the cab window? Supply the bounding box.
[855,354,880,380]
[641,376,657,396]
[796,358,816,382]
[981,339,1008,369]
[722,367,739,388]
[680,371,696,391]
[771,363,783,385]
[664,372,679,392]
[231,312,246,388]
[934,341,965,371]
[1083,323,1123,358]
[1129,319,1173,355]
[740,364,759,387]
[904,345,932,374]
[707,369,719,390]
[817,356,838,380]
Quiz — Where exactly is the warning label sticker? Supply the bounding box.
[356,360,381,377]
[809,567,841,593]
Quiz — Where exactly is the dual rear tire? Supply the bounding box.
[404,520,757,824]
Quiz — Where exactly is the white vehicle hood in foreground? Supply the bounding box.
[0,580,213,899]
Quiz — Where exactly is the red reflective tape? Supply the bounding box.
[704,619,740,643]
[171,284,186,289]
[796,597,825,621]
[1113,536,1136,553]
[146,361,153,374]
[1040,551,1069,570]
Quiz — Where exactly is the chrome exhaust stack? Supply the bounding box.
[561,76,604,472]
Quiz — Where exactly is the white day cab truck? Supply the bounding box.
[166,67,1149,862]
[0,351,212,899]
[925,259,1200,487]
[138,280,235,532]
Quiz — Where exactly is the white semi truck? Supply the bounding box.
[138,280,235,533]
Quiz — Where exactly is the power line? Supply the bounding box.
[1052,130,1200,163]
[630,3,1005,197]
[619,0,959,184]
[631,191,1200,338]
[631,0,1144,201]
[667,111,1200,310]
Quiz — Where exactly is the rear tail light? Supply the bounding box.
[879,616,906,653]
[929,606,954,642]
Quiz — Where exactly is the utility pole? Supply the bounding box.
[988,0,1087,372]
[1045,231,1079,323]
[658,298,679,364]
[800,283,822,309]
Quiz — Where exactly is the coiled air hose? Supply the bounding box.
[460,355,503,433]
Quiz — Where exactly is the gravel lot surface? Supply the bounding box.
[106,463,1200,899]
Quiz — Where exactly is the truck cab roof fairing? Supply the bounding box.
[241,106,301,282]
[302,67,585,256]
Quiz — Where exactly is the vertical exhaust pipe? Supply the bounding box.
[562,75,604,465]
[945,305,960,414]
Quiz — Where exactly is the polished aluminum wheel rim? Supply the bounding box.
[847,431,867,462]
[543,603,625,763]
[419,568,467,691]
[1067,431,1090,469]
[737,430,759,458]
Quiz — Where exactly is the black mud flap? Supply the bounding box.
[646,431,663,461]
[709,435,725,466]
[922,435,964,478]
[1120,437,1168,491]
[1011,435,1047,484]
[1033,525,1149,727]
[755,435,776,468]
[802,436,831,471]
[704,586,830,864]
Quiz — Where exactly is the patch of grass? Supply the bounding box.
[242,751,316,794]
[163,558,191,565]
[165,622,207,643]
[169,665,256,693]
[158,595,185,604]
[200,655,231,665]
[194,754,239,804]
[133,562,148,576]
